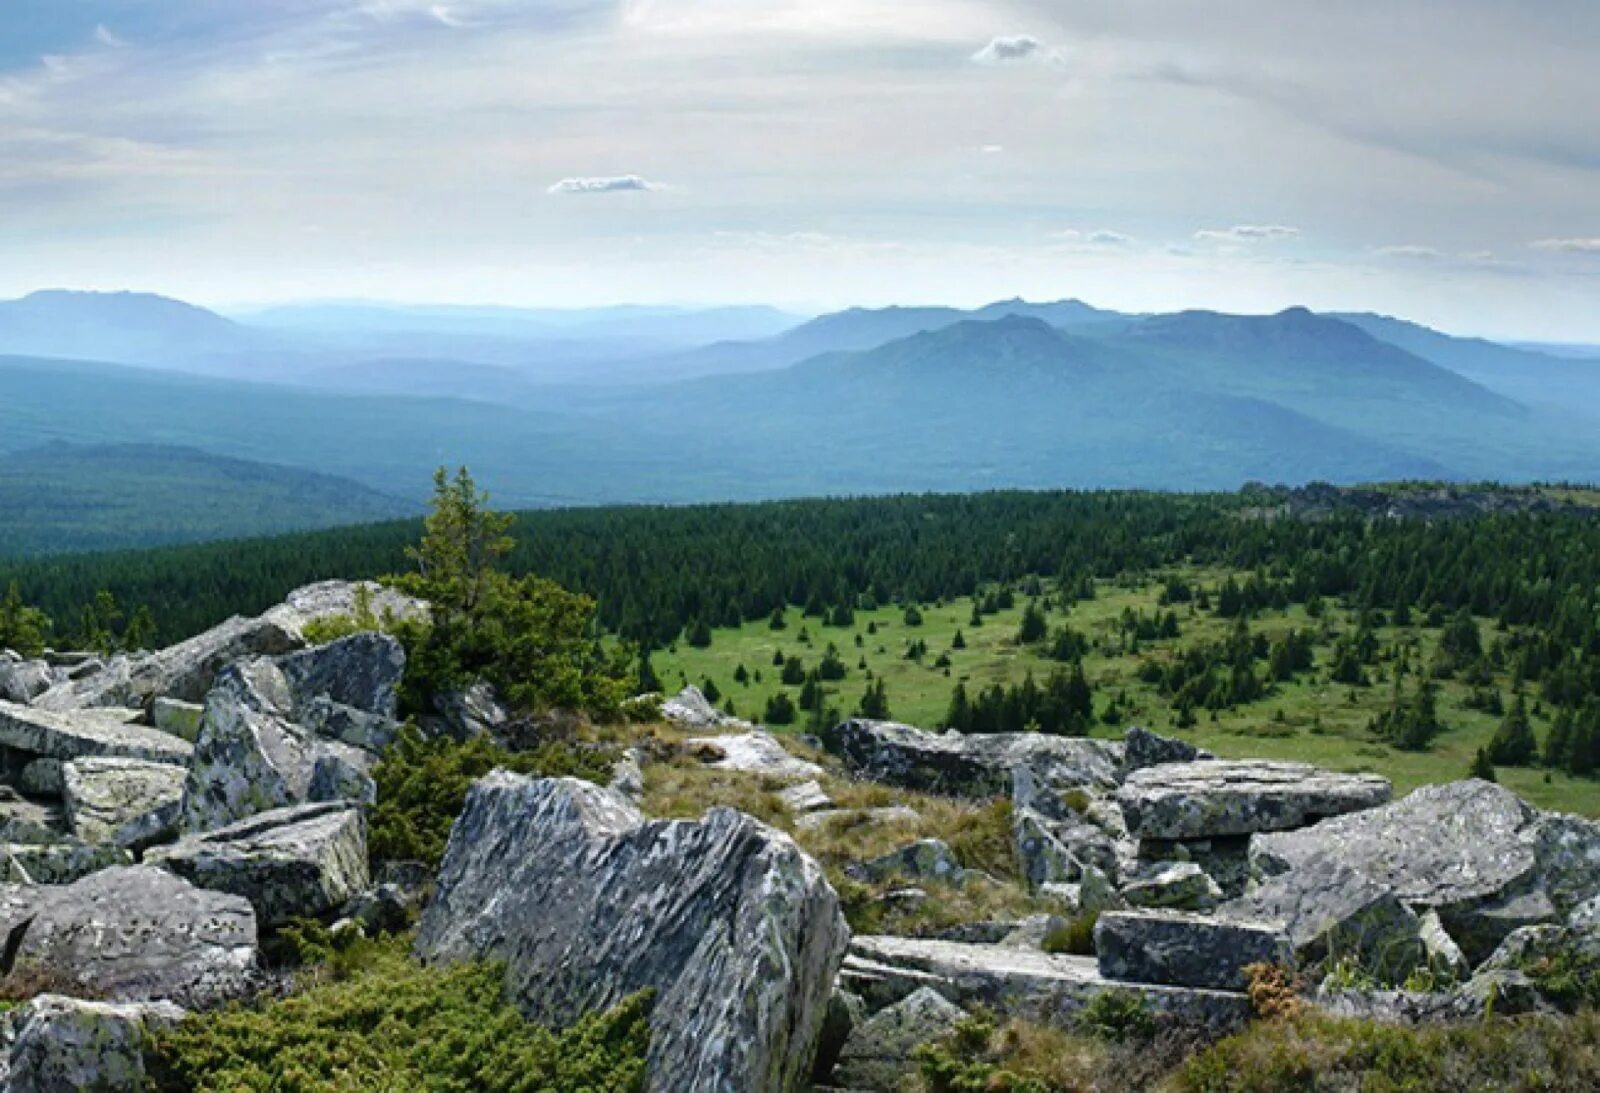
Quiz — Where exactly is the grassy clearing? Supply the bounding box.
[653,569,1599,816]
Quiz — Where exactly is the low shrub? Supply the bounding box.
[1043,911,1099,957]
[1076,989,1156,1043]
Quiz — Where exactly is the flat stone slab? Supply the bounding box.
[1117,760,1391,840]
[0,701,192,766]
[62,757,186,849]
[5,994,187,1092]
[150,801,370,928]
[684,731,823,782]
[831,720,1123,799]
[845,935,1252,1027]
[1095,910,1293,992]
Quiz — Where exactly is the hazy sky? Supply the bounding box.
[2,1,1598,338]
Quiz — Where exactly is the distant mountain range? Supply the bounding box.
[0,289,1597,554]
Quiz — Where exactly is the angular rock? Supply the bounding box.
[830,719,1122,799]
[0,657,55,705]
[684,730,823,782]
[276,632,404,720]
[812,989,866,1086]
[1251,781,1593,962]
[1418,910,1471,979]
[0,701,191,769]
[1014,808,1084,889]
[1572,895,1600,932]
[1122,725,1209,774]
[17,758,63,797]
[1096,910,1293,992]
[608,748,646,802]
[415,773,848,1093]
[2,841,132,885]
[261,579,427,639]
[62,757,186,848]
[778,780,833,814]
[833,987,966,1091]
[1123,862,1223,912]
[2,865,258,1007]
[851,839,978,888]
[1000,914,1072,950]
[1118,760,1391,841]
[1221,856,1423,982]
[152,697,205,741]
[150,802,370,927]
[843,935,1251,1027]
[425,680,507,741]
[795,806,920,833]
[662,685,752,730]
[5,994,186,1093]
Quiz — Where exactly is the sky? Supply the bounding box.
[1,1,1598,339]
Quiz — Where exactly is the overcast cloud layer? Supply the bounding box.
[1,0,1597,338]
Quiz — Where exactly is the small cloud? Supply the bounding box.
[548,175,660,195]
[980,144,1005,155]
[1049,229,1135,248]
[1375,244,1446,261]
[430,5,464,27]
[1194,224,1300,243]
[972,35,1048,65]
[1531,237,1600,254]
[94,24,126,48]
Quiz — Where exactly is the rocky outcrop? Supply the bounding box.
[850,839,982,888]
[1220,856,1423,982]
[832,987,966,1091]
[829,719,1122,798]
[415,773,849,1093]
[0,701,191,770]
[2,842,132,885]
[4,994,186,1093]
[0,866,258,1008]
[152,698,204,741]
[150,802,369,928]
[424,681,508,741]
[1095,910,1293,992]
[1251,780,1600,963]
[1122,726,1209,774]
[0,656,55,705]
[1117,760,1391,841]
[1122,862,1223,912]
[777,780,833,814]
[662,685,753,731]
[842,934,1251,1027]
[684,730,822,782]
[61,757,186,848]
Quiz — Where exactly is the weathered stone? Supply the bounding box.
[685,730,823,782]
[1014,808,1083,889]
[277,632,404,719]
[1221,856,1423,982]
[152,697,205,741]
[1251,781,1592,963]
[17,758,63,797]
[812,990,866,1086]
[300,695,401,754]
[1122,726,1209,774]
[843,935,1251,1028]
[1096,910,1293,991]
[833,987,966,1091]
[0,701,191,769]
[150,802,370,927]
[778,780,834,814]
[308,744,378,806]
[62,757,186,848]
[2,866,258,1007]
[2,841,132,885]
[262,579,428,639]
[425,680,507,740]
[795,806,921,833]
[1041,862,1123,917]
[5,994,186,1093]
[0,658,55,704]
[1467,924,1600,1012]
[608,748,646,802]
[1418,910,1471,979]
[829,719,1122,799]
[1123,862,1223,912]
[662,685,753,730]
[1118,760,1391,841]
[851,839,978,888]
[1001,914,1072,950]
[415,773,848,1093]
[1572,895,1600,932]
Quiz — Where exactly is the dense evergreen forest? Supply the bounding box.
[4,486,1600,777]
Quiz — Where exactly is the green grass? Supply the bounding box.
[654,570,1599,817]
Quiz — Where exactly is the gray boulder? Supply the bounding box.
[1122,862,1223,912]
[17,759,64,797]
[1220,855,1423,982]
[277,632,404,719]
[0,701,191,769]
[1117,760,1391,841]
[1096,910,1293,991]
[152,697,204,741]
[1,866,258,1008]
[850,839,980,888]
[1252,780,1597,962]
[5,994,186,1093]
[662,685,753,730]
[795,806,921,833]
[424,680,507,740]
[0,657,55,704]
[832,987,966,1091]
[150,802,370,928]
[777,780,833,814]
[1122,726,1209,774]
[2,841,132,885]
[830,719,1122,798]
[415,773,849,1093]
[62,757,186,849]
[684,730,823,782]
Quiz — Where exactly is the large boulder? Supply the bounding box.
[662,685,753,731]
[1117,760,1391,841]
[832,987,967,1091]
[5,994,186,1093]
[850,839,982,889]
[2,841,132,885]
[842,934,1251,1027]
[1220,856,1424,982]
[1251,780,1599,963]
[0,657,55,704]
[0,866,258,1008]
[0,701,191,771]
[1095,910,1293,992]
[684,730,822,782]
[178,660,375,831]
[275,632,404,719]
[61,757,186,849]
[1122,862,1223,912]
[829,719,1122,798]
[149,802,370,928]
[415,773,848,1093]
[1122,726,1209,774]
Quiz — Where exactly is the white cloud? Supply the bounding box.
[1194,225,1300,243]
[548,175,660,195]
[1531,237,1600,253]
[94,25,127,49]
[1375,244,1445,261]
[1051,228,1134,247]
[972,35,1046,65]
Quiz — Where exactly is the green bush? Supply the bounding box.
[369,725,617,867]
[1076,990,1155,1043]
[1043,911,1099,956]
[144,936,651,1092]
